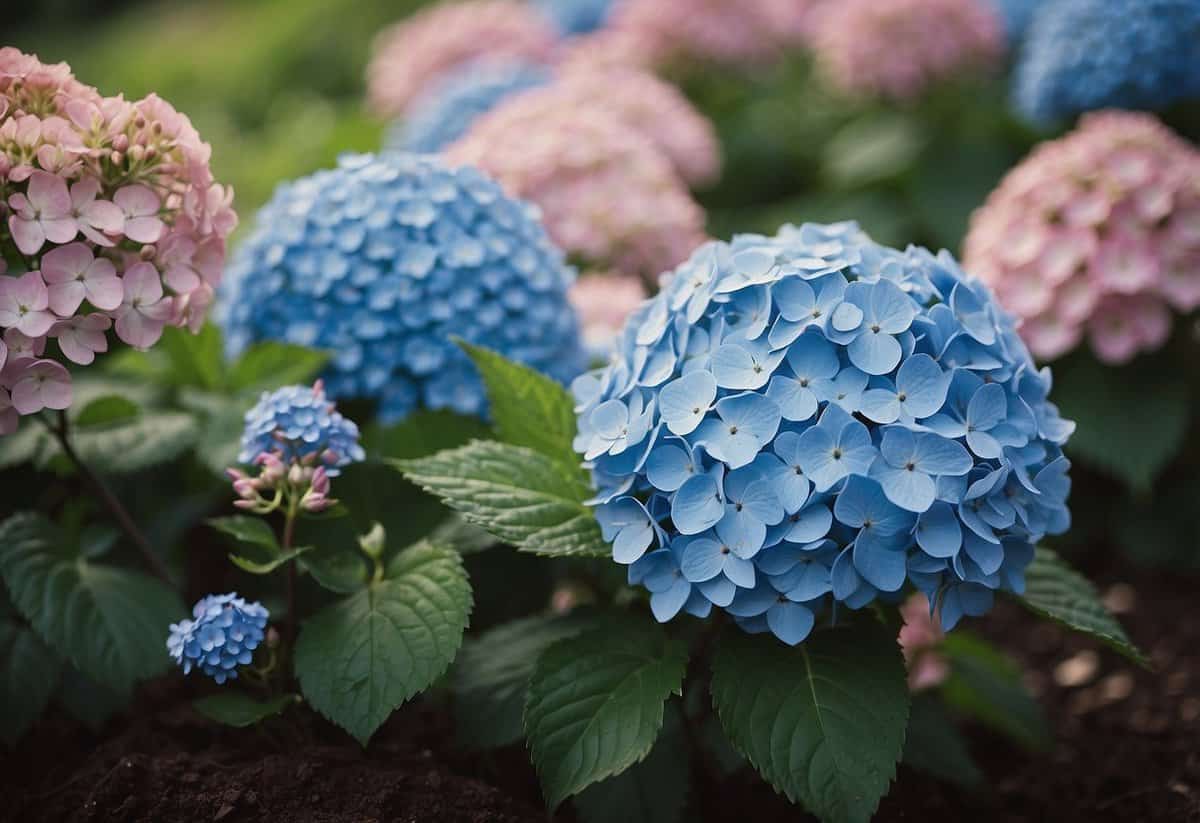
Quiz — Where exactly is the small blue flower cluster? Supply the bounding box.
[386,59,551,153]
[167,594,270,684]
[574,222,1074,645]
[1014,0,1200,122]
[533,0,613,35]
[220,153,584,422]
[237,381,366,474]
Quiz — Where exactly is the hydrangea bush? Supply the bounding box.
[964,111,1200,363]
[220,152,584,422]
[1013,0,1200,123]
[573,222,1074,644]
[0,48,235,433]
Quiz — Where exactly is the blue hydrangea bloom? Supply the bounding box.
[534,0,613,35]
[386,59,551,153]
[574,222,1075,646]
[220,153,585,422]
[1014,0,1200,122]
[238,381,366,474]
[167,594,270,684]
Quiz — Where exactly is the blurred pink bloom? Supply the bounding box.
[811,0,1003,100]
[898,593,949,692]
[965,111,1200,363]
[51,313,110,365]
[8,358,72,415]
[7,170,77,254]
[569,272,647,356]
[114,262,171,349]
[367,0,556,116]
[40,242,122,314]
[0,271,55,337]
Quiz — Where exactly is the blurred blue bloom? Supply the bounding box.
[986,0,1041,41]
[238,381,365,475]
[167,594,269,684]
[1014,0,1200,122]
[533,0,614,35]
[574,222,1074,645]
[386,59,551,153]
[220,153,584,422]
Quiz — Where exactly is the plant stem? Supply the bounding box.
[281,500,299,648]
[46,411,172,584]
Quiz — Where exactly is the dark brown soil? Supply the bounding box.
[3,559,1197,823]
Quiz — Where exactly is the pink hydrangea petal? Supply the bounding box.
[40,242,91,284]
[123,215,165,244]
[163,263,201,294]
[84,263,123,311]
[47,280,86,317]
[56,329,96,365]
[8,214,45,255]
[114,184,160,217]
[0,339,6,373]
[27,171,72,216]
[115,305,166,350]
[69,176,101,208]
[122,262,164,304]
[80,199,124,234]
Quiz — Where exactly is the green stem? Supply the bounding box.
[44,411,172,584]
[281,499,299,649]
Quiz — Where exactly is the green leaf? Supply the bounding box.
[69,412,199,474]
[365,410,491,460]
[940,632,1051,752]
[395,440,608,557]
[1051,352,1189,491]
[0,513,183,695]
[822,113,928,190]
[229,545,312,574]
[710,621,909,823]
[57,666,126,732]
[430,516,497,555]
[573,712,690,823]
[299,547,368,594]
[523,622,688,807]
[1017,546,1146,665]
[193,692,300,727]
[74,395,140,427]
[209,516,280,553]
[460,342,582,471]
[0,620,62,746]
[453,614,596,749]
[227,342,330,393]
[294,541,472,745]
[159,324,225,391]
[902,694,983,789]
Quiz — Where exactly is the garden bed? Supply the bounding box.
[4,558,1196,823]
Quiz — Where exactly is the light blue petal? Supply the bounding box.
[671,472,725,534]
[765,377,818,422]
[872,463,937,513]
[859,387,901,424]
[680,538,724,582]
[645,444,695,492]
[831,301,863,332]
[915,502,962,558]
[966,382,1007,431]
[782,503,832,543]
[785,331,840,379]
[852,540,907,592]
[659,370,717,435]
[913,432,974,476]
[649,578,691,622]
[895,354,949,418]
[767,601,815,646]
[848,330,902,375]
[723,555,757,588]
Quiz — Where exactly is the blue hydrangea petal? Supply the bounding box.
[766,601,815,646]
[915,502,963,558]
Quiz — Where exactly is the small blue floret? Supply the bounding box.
[167,594,270,684]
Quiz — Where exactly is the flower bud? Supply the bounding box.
[358,522,386,559]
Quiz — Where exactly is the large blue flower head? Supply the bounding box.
[574,222,1075,646]
[533,0,614,35]
[237,380,366,475]
[385,58,551,154]
[220,153,584,422]
[167,593,270,684]
[1014,0,1200,123]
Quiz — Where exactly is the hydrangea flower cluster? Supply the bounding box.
[366,0,557,117]
[386,59,551,154]
[533,0,614,36]
[167,593,269,684]
[569,272,648,359]
[1013,0,1200,123]
[220,153,584,422]
[446,87,707,278]
[0,49,235,434]
[574,222,1074,646]
[811,0,1004,100]
[964,111,1200,364]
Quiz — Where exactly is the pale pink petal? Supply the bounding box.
[114,184,160,217]
[47,280,86,317]
[123,215,165,244]
[0,339,6,372]
[115,305,165,349]
[83,260,123,311]
[8,214,45,255]
[56,328,96,365]
[79,199,124,234]
[122,262,164,304]
[69,177,101,209]
[163,262,201,294]
[40,241,93,284]
[26,171,72,217]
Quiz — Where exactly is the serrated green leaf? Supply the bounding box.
[902,693,983,789]
[710,621,909,823]
[299,547,368,594]
[0,620,62,746]
[453,614,597,749]
[159,324,225,391]
[1051,353,1189,491]
[193,692,300,727]
[294,541,472,745]
[209,516,280,553]
[395,440,608,557]
[227,342,330,393]
[573,712,689,823]
[74,395,140,427]
[524,622,688,808]
[0,513,183,695]
[940,632,1051,752]
[823,113,927,190]
[229,545,312,574]
[430,516,497,555]
[69,412,198,473]
[1017,546,1146,665]
[460,342,582,471]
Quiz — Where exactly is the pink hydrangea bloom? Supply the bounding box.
[553,66,721,186]
[447,87,707,277]
[898,593,949,692]
[0,48,236,433]
[811,0,1003,100]
[964,111,1200,364]
[569,272,648,357]
[367,0,557,117]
